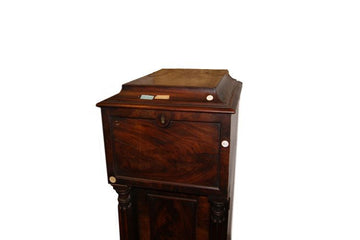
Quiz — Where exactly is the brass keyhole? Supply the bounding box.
[157,112,171,128]
[160,114,166,124]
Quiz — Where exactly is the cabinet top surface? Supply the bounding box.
[97,69,242,113]
[125,69,228,88]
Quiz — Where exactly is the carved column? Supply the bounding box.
[209,199,229,240]
[113,185,138,240]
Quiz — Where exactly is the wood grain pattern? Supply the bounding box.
[96,68,242,114]
[111,117,220,188]
[134,189,210,240]
[148,194,197,240]
[125,69,228,88]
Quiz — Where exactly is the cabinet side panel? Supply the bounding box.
[227,108,239,238]
[100,108,114,178]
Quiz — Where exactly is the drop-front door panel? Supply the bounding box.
[111,117,220,188]
[102,108,231,194]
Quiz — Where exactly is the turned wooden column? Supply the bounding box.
[209,199,229,240]
[113,185,138,240]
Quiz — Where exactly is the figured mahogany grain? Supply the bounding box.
[111,117,220,188]
[134,189,210,240]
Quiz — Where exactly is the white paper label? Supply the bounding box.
[140,95,154,100]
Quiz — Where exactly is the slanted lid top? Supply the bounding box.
[125,69,228,88]
[97,69,242,113]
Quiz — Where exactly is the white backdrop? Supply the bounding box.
[1,1,359,239]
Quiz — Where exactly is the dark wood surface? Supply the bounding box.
[112,117,220,188]
[97,69,242,240]
[125,69,228,88]
[97,68,242,114]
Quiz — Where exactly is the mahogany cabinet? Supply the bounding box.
[97,69,242,240]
